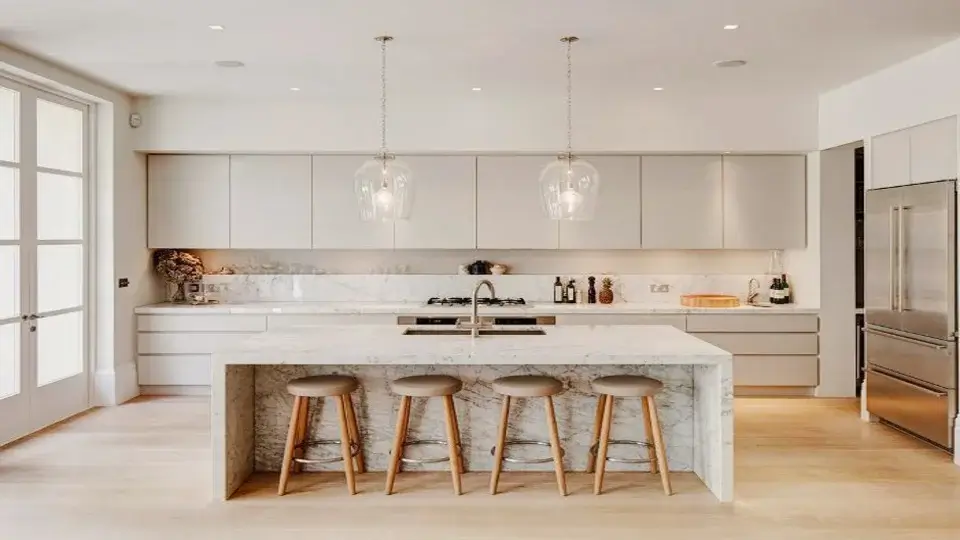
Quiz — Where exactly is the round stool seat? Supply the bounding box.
[391,375,462,397]
[591,375,663,397]
[287,375,358,397]
[492,375,563,397]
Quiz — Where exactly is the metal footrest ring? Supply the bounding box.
[589,439,653,464]
[397,439,461,465]
[490,439,565,464]
[293,438,360,465]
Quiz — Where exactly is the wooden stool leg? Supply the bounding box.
[646,396,673,496]
[292,397,310,473]
[640,396,659,474]
[442,395,463,495]
[384,396,411,495]
[489,395,511,495]
[277,396,303,496]
[544,396,567,496]
[585,394,606,473]
[335,395,358,495]
[449,396,465,472]
[593,394,614,495]
[343,393,365,473]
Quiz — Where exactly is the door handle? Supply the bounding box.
[897,206,908,312]
[869,368,948,397]
[865,327,948,350]
[889,206,897,310]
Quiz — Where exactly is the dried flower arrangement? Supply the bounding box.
[153,249,204,303]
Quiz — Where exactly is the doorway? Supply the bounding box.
[0,76,90,445]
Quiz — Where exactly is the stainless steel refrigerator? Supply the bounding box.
[865,179,957,450]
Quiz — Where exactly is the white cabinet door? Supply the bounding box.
[312,155,393,249]
[394,156,476,249]
[722,155,806,249]
[477,156,558,249]
[147,155,230,248]
[229,155,312,249]
[871,129,911,189]
[559,156,641,249]
[641,156,723,249]
[909,117,958,184]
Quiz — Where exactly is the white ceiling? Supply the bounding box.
[1,0,960,99]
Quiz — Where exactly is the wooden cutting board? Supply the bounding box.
[680,294,740,308]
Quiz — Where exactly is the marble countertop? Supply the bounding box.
[136,301,818,315]
[212,324,733,366]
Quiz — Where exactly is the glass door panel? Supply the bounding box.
[0,324,19,399]
[37,245,83,312]
[0,86,18,163]
[37,172,83,240]
[36,98,83,173]
[36,311,83,387]
[0,166,18,239]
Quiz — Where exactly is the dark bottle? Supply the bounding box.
[781,274,791,304]
[770,277,782,304]
[566,279,577,304]
[587,276,597,304]
[553,276,564,304]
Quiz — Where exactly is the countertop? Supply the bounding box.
[212,324,733,366]
[135,301,818,315]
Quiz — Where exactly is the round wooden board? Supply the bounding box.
[680,294,740,308]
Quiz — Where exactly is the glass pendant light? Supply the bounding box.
[539,36,599,221]
[355,36,413,221]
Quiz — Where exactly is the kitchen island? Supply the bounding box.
[212,324,734,501]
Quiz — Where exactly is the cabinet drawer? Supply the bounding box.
[734,355,819,387]
[138,355,211,385]
[554,314,686,329]
[267,314,398,329]
[138,315,266,333]
[686,314,818,333]
[690,333,818,355]
[138,333,252,354]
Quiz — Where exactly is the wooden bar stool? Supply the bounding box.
[489,375,567,496]
[277,375,364,496]
[385,375,464,495]
[587,375,672,496]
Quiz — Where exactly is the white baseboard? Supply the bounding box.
[92,362,140,406]
[139,385,211,396]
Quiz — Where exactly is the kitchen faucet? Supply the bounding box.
[460,279,496,337]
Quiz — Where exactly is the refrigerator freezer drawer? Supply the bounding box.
[866,369,954,449]
[865,326,956,389]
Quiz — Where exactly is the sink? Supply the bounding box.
[403,328,546,336]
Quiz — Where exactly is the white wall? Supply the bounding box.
[134,92,818,153]
[0,44,160,406]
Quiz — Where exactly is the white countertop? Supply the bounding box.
[212,324,733,366]
[136,301,818,315]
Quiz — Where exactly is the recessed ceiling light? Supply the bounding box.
[653,87,664,91]
[723,24,739,30]
[472,87,482,92]
[713,59,747,68]
[214,60,245,68]
[290,87,301,92]
[209,25,225,30]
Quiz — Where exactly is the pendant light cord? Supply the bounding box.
[565,37,573,156]
[379,36,389,156]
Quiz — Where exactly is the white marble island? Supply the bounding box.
[212,325,734,501]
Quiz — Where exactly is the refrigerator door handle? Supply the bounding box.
[865,327,949,350]
[898,205,909,312]
[889,205,898,311]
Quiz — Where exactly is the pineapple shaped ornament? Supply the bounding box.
[598,277,615,304]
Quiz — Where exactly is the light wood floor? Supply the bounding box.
[1,397,959,540]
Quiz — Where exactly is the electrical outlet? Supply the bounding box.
[118,278,129,288]
[205,283,222,293]
[649,284,670,293]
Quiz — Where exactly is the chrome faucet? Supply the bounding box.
[460,279,496,337]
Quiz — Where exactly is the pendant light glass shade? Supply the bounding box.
[355,154,413,221]
[539,154,600,220]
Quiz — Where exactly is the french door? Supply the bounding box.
[0,77,89,446]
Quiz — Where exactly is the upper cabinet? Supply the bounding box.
[641,156,723,249]
[871,129,911,189]
[394,156,476,249]
[312,155,394,249]
[477,156,559,249]
[722,155,807,249]
[229,155,312,249]
[558,156,641,249]
[147,155,230,249]
[909,117,958,184]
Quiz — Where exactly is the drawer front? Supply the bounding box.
[554,314,686,329]
[138,315,266,333]
[865,327,956,389]
[686,314,818,333]
[691,333,819,355]
[734,355,819,386]
[138,333,251,354]
[866,369,954,448]
[267,314,397,329]
[138,355,211,385]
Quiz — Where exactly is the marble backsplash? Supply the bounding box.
[201,273,777,304]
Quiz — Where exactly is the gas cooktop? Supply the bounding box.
[426,297,527,307]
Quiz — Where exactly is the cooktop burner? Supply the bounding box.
[426,297,527,307]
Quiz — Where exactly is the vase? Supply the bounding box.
[166,282,186,303]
